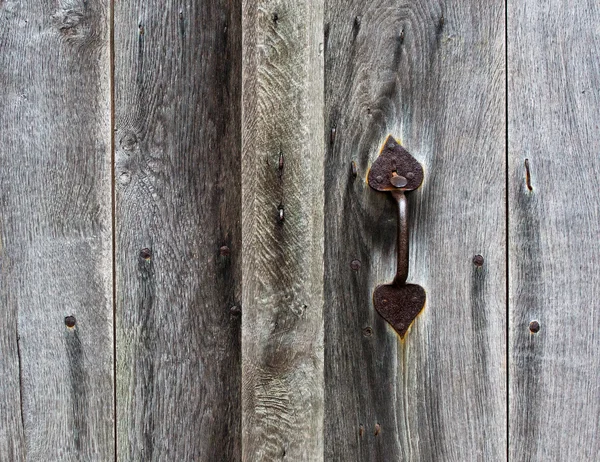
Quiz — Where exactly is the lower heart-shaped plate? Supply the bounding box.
[373,283,426,338]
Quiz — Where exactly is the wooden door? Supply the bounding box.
[1,0,599,460]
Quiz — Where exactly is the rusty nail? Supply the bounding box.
[525,158,533,191]
[359,424,364,438]
[279,151,284,171]
[351,161,357,177]
[350,260,361,271]
[140,248,152,260]
[219,245,230,256]
[529,320,540,333]
[64,316,76,328]
[473,255,484,267]
[374,423,381,436]
[330,127,336,145]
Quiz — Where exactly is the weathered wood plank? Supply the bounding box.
[508,2,600,460]
[323,1,506,460]
[0,0,114,460]
[113,0,242,459]
[241,0,324,460]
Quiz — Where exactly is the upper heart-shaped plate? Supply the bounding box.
[368,135,424,192]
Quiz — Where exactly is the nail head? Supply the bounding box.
[529,320,540,333]
[473,255,484,267]
[64,316,76,328]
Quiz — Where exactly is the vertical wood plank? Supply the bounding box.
[323,1,506,460]
[0,0,114,460]
[509,2,600,460]
[113,0,242,459]
[241,0,324,460]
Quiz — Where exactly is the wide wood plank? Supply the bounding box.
[241,0,325,459]
[113,0,242,459]
[508,2,600,460]
[0,0,114,460]
[323,1,506,460]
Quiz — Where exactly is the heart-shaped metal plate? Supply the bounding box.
[367,135,424,192]
[373,283,426,338]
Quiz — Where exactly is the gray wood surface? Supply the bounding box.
[508,1,600,460]
[0,0,114,460]
[241,0,325,460]
[5,0,600,460]
[323,1,506,460]
[113,0,242,459]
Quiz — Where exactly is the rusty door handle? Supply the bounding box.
[391,189,409,286]
[368,136,426,338]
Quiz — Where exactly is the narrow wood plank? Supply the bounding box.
[0,0,114,460]
[508,2,600,460]
[323,1,506,460]
[114,0,242,459]
[241,0,325,459]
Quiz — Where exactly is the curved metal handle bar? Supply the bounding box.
[391,190,408,286]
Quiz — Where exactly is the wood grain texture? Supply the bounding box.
[323,1,506,460]
[241,0,324,460]
[508,2,600,460]
[113,0,242,459]
[0,0,114,460]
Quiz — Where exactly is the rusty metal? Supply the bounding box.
[367,135,424,192]
[529,320,540,333]
[525,158,533,191]
[473,254,484,267]
[368,135,426,338]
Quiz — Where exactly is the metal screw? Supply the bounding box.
[65,316,76,328]
[219,246,230,256]
[529,320,540,333]
[350,260,361,271]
